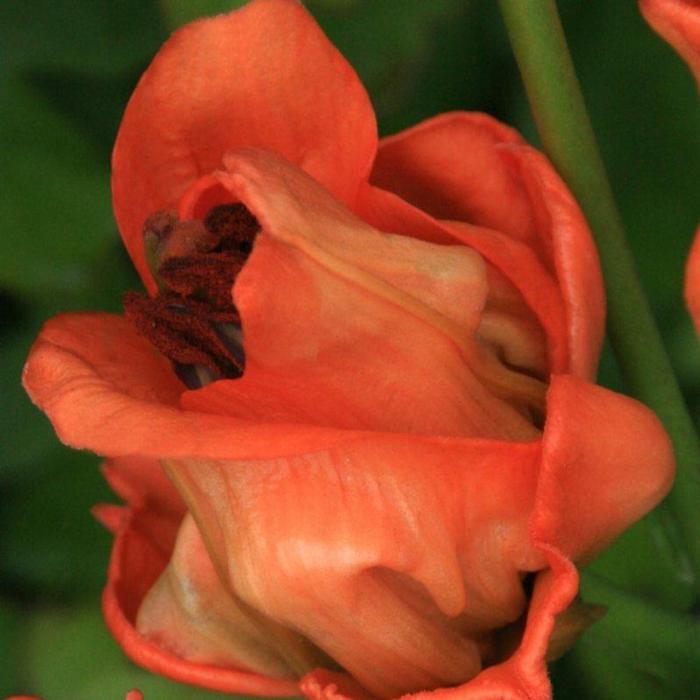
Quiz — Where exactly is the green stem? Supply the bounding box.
[497,0,700,595]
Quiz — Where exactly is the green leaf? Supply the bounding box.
[586,509,696,612]
[160,0,249,30]
[555,574,700,700]
[0,0,163,77]
[0,451,111,598]
[0,80,116,298]
[0,600,21,696]
[22,601,238,699]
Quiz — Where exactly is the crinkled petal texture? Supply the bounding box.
[640,0,700,85]
[22,1,674,700]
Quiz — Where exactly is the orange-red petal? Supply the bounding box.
[365,113,605,380]
[178,149,543,440]
[640,0,700,84]
[136,514,297,679]
[22,312,372,460]
[160,435,544,698]
[102,502,299,697]
[371,113,534,244]
[535,375,674,562]
[112,0,376,293]
[292,376,673,700]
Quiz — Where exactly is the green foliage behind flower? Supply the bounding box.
[1,1,698,698]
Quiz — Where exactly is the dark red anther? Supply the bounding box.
[124,202,260,386]
[204,203,259,254]
[124,292,244,378]
[159,252,246,317]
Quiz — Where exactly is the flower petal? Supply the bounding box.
[179,149,543,440]
[371,112,534,244]
[101,456,184,517]
[112,0,376,293]
[366,113,604,379]
[451,376,675,699]
[22,312,371,460]
[137,513,297,679]
[161,435,544,698]
[357,184,566,375]
[640,0,700,84]
[102,502,299,696]
[536,374,674,561]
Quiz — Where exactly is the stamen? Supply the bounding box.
[124,202,260,388]
[157,220,221,266]
[204,203,259,255]
[123,292,244,378]
[159,252,246,315]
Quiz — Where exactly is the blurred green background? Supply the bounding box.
[1,0,698,698]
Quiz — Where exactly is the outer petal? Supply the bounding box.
[22,312,373,460]
[100,456,184,519]
[534,375,674,562]
[640,0,700,84]
[365,113,605,380]
[161,435,545,699]
[112,0,377,292]
[296,376,673,700]
[371,113,534,244]
[100,500,298,696]
[685,225,700,332]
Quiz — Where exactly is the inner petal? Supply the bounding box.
[153,437,542,699]
[178,150,548,440]
[137,514,299,679]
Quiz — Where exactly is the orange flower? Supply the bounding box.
[640,0,700,85]
[23,1,674,699]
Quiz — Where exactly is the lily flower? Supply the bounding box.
[23,1,674,698]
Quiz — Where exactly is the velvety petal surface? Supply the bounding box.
[112,0,377,293]
[371,113,533,244]
[22,312,373,460]
[99,498,299,697]
[640,0,700,84]
[357,184,567,376]
[136,514,298,679]
[366,113,605,380]
[535,375,674,563]
[179,149,544,440]
[161,435,545,699]
[297,376,672,700]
